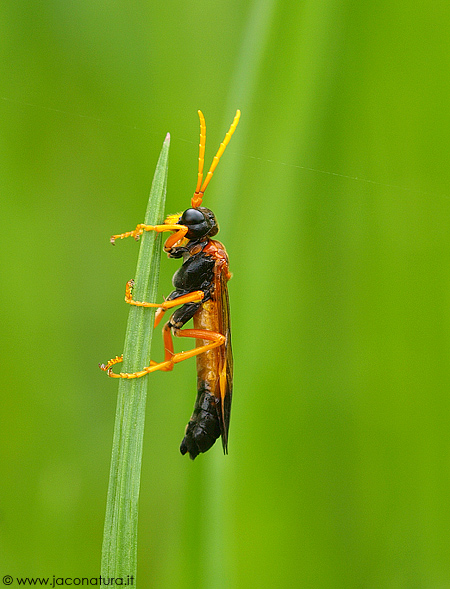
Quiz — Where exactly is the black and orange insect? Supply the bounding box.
[100,110,240,459]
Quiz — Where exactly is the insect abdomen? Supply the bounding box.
[179,383,221,460]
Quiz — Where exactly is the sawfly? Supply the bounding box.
[100,110,240,459]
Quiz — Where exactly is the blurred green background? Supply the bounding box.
[2,1,450,587]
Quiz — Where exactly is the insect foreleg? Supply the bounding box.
[110,223,188,246]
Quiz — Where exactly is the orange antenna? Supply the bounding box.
[191,109,241,208]
[194,110,206,197]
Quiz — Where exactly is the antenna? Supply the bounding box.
[191,109,241,208]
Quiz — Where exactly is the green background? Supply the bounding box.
[2,1,450,587]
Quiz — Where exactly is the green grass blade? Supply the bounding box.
[101,133,170,584]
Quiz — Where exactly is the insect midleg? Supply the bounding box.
[124,280,204,310]
[99,326,225,379]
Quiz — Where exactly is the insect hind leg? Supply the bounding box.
[100,320,225,379]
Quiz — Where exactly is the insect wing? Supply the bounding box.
[215,264,233,453]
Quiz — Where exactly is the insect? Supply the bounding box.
[100,110,240,459]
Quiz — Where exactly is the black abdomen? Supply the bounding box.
[179,382,221,460]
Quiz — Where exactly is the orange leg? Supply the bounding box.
[99,354,173,379]
[100,325,225,379]
[110,223,188,250]
[172,329,225,363]
[154,306,166,328]
[124,280,204,311]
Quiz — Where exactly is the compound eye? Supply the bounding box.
[179,208,205,226]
